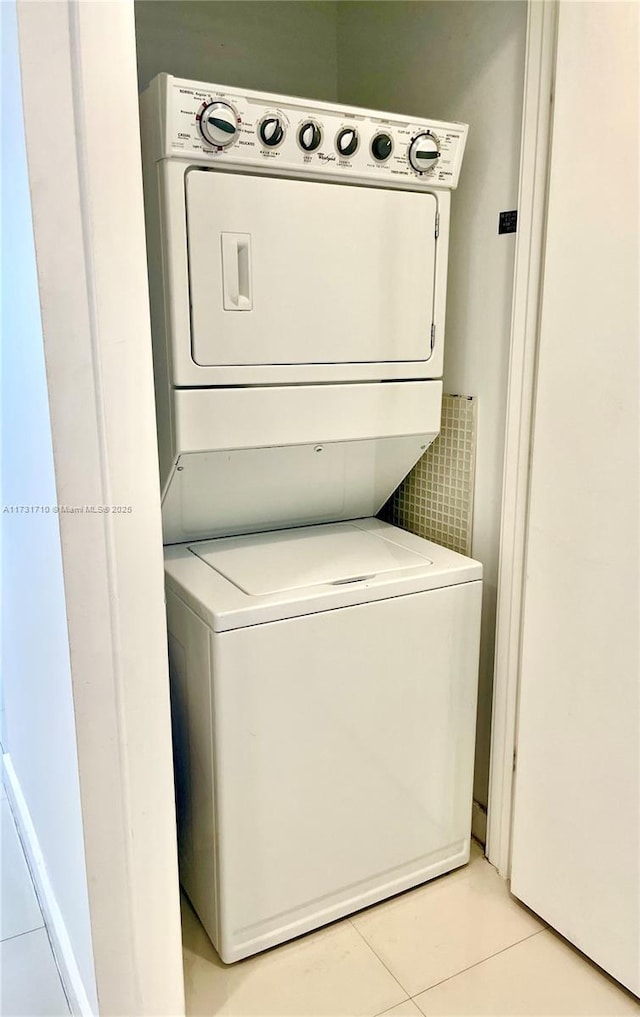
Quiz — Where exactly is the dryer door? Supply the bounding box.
[186,169,437,367]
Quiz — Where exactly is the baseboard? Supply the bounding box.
[2,753,96,1017]
[471,798,488,845]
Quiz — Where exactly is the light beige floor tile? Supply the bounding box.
[351,843,543,996]
[413,928,640,1016]
[182,893,406,1017]
[377,1000,422,1016]
[1,799,43,941]
[0,928,69,1015]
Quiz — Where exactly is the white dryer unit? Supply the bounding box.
[140,74,467,391]
[165,520,482,963]
[140,75,468,542]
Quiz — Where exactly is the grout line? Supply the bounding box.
[1,926,71,1015]
[0,922,47,946]
[349,917,413,1002]
[372,1002,412,1017]
[409,927,546,1003]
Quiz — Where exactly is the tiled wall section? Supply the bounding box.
[382,394,477,556]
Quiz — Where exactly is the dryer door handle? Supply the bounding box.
[221,233,253,311]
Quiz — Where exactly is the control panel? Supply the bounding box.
[156,76,468,190]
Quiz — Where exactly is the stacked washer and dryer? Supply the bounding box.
[140,74,482,964]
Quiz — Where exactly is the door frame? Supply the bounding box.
[15,1,185,1012]
[485,0,558,877]
[14,0,557,1007]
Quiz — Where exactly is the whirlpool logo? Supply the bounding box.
[317,153,337,163]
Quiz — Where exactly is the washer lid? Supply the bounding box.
[165,519,482,631]
[190,522,433,596]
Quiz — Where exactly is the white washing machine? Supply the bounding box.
[166,520,481,962]
[140,75,481,963]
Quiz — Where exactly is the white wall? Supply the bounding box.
[336,0,527,811]
[511,0,639,994]
[0,2,98,1012]
[134,1,338,99]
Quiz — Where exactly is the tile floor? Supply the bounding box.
[1,787,70,1016]
[182,843,640,1017]
[2,783,639,1017]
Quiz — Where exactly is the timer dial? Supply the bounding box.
[336,127,359,158]
[298,121,322,152]
[259,115,285,148]
[371,132,393,162]
[199,101,238,148]
[408,132,440,173]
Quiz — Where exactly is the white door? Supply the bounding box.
[186,170,437,366]
[509,0,640,997]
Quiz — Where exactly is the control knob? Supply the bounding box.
[336,127,359,157]
[408,132,440,173]
[259,116,285,147]
[371,132,393,162]
[298,121,322,152]
[199,101,238,148]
